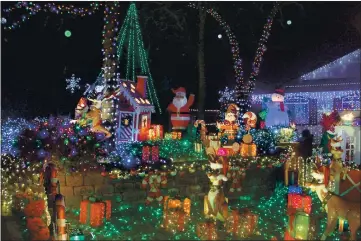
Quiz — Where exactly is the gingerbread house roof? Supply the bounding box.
[116,77,155,113]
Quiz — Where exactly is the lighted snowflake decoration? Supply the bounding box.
[66,74,81,94]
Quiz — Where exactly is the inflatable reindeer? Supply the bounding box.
[204,147,229,222]
[306,169,360,241]
[71,98,112,140]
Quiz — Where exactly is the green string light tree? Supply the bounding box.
[116,3,162,114]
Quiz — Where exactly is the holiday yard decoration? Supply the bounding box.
[306,171,361,241]
[167,87,195,131]
[265,88,290,127]
[320,110,342,154]
[217,104,240,142]
[72,98,112,140]
[204,149,229,222]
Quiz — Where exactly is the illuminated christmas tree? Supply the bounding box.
[116,3,161,113]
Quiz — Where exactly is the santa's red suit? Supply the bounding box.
[167,87,195,130]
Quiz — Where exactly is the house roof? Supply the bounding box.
[117,79,155,113]
[253,49,361,95]
[299,49,361,81]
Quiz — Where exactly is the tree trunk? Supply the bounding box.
[197,3,206,120]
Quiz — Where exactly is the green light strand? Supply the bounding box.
[133,5,161,113]
[115,3,162,113]
[131,7,136,82]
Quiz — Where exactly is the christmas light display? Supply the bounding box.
[2,2,103,30]
[218,86,236,121]
[300,49,361,81]
[188,3,245,101]
[234,3,279,116]
[66,74,81,94]
[1,117,29,155]
[252,90,360,125]
[115,3,161,113]
[245,3,280,99]
[14,117,106,173]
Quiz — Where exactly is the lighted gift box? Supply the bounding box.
[163,196,191,215]
[288,185,302,194]
[151,146,159,161]
[196,221,218,240]
[164,132,172,140]
[194,143,203,153]
[149,125,163,139]
[163,209,190,232]
[287,211,310,240]
[240,143,257,157]
[79,199,111,227]
[287,194,312,214]
[225,209,258,238]
[172,131,182,140]
[142,146,151,161]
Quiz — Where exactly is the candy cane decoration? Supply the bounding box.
[242,112,257,131]
[55,194,67,241]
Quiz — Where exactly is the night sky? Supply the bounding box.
[1,1,360,119]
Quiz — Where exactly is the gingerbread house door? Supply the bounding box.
[117,112,136,142]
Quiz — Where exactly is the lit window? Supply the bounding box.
[145,99,150,104]
[140,98,146,104]
[131,89,135,93]
[135,98,140,104]
[285,96,310,125]
[122,83,127,87]
[341,95,360,110]
[130,84,135,89]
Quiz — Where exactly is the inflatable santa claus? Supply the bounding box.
[167,87,195,130]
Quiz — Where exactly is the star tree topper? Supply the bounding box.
[66,74,81,94]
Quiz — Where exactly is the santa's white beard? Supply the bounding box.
[173,97,187,110]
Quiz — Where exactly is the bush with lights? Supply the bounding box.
[13,116,107,173]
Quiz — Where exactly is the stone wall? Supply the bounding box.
[59,166,281,209]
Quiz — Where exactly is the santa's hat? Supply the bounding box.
[172,87,186,95]
[275,88,285,96]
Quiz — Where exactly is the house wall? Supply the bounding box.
[57,167,280,210]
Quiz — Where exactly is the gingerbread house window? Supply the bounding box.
[285,96,310,125]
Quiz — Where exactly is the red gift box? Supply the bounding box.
[152,146,159,161]
[287,194,311,214]
[226,209,258,238]
[79,199,111,227]
[163,210,189,232]
[197,221,217,240]
[142,146,151,161]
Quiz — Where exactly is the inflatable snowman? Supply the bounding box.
[265,88,290,127]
